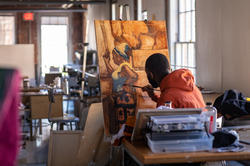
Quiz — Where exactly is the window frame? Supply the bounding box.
[177,0,196,42]
[0,13,16,45]
[173,0,196,78]
[37,13,73,83]
[40,15,70,75]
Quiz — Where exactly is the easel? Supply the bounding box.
[80,19,89,100]
[77,4,134,166]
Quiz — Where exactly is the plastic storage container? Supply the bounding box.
[146,133,214,153]
[149,114,204,132]
[149,131,208,141]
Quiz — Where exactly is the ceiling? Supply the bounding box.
[0,0,106,12]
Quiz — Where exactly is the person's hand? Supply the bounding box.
[142,85,158,102]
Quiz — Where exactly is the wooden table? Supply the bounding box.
[123,140,250,165]
[202,91,222,104]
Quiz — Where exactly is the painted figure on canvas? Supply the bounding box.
[95,20,169,138]
[101,22,138,140]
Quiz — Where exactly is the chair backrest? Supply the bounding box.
[45,73,62,85]
[30,94,63,119]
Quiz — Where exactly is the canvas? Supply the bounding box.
[95,20,169,136]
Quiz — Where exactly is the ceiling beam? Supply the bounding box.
[0,4,88,12]
[0,0,105,5]
[0,8,87,12]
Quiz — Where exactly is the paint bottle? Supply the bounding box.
[23,79,30,89]
[205,102,217,133]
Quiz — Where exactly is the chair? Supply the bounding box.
[48,88,79,130]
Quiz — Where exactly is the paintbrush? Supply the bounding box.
[239,140,250,145]
[123,84,160,91]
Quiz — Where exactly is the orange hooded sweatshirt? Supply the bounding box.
[156,69,205,108]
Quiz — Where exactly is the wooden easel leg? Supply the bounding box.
[60,123,64,130]
[75,122,78,130]
[70,122,73,130]
[39,119,42,135]
[30,119,33,140]
[51,122,54,130]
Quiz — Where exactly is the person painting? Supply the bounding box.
[103,42,138,144]
[142,53,205,108]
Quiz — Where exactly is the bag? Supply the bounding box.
[212,130,237,148]
[213,89,250,120]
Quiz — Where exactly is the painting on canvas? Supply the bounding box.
[95,20,169,136]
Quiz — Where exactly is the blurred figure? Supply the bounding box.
[0,68,20,166]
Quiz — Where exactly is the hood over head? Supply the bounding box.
[160,69,195,91]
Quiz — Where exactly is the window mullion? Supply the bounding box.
[178,0,180,42]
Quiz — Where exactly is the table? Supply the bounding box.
[123,140,250,165]
[202,91,222,104]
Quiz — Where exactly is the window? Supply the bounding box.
[40,16,69,75]
[0,16,15,45]
[172,0,196,78]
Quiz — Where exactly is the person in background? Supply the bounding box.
[142,53,205,108]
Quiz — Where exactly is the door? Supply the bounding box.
[40,16,69,75]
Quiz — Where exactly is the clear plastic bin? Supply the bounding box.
[149,131,208,141]
[146,133,214,153]
[149,114,204,132]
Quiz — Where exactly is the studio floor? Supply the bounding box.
[18,100,81,166]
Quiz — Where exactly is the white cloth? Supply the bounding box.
[111,124,125,144]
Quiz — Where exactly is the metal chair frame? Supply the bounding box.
[48,88,79,130]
